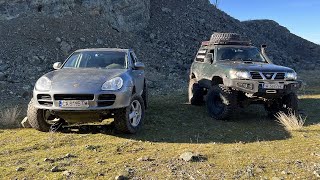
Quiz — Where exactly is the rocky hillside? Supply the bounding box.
[0,0,319,105]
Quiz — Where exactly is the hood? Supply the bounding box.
[44,68,127,91]
[218,62,294,72]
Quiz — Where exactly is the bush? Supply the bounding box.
[275,111,306,131]
[0,106,21,128]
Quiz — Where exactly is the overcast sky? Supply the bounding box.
[210,0,320,44]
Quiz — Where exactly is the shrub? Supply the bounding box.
[0,106,21,128]
[275,111,306,131]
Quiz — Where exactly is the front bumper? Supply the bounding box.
[33,86,133,111]
[224,79,302,97]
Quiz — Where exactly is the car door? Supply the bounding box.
[192,48,207,80]
[130,51,145,95]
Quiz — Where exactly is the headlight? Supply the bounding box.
[229,70,251,80]
[285,72,297,80]
[101,77,123,91]
[35,77,51,91]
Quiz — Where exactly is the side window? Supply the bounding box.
[63,53,80,68]
[209,49,215,62]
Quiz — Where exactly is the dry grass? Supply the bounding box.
[275,111,306,131]
[0,106,21,128]
[0,92,319,179]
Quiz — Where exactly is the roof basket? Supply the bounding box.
[209,33,251,46]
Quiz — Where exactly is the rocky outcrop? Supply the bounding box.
[0,0,319,106]
[0,0,150,31]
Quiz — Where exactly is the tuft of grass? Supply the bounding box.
[0,106,21,128]
[275,111,306,131]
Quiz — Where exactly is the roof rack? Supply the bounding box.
[212,40,252,46]
[207,32,252,46]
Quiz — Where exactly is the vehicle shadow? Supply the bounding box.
[60,94,308,144]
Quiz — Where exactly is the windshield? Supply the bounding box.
[63,51,127,69]
[217,47,266,62]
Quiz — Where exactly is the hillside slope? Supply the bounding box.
[0,0,319,105]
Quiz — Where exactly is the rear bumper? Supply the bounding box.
[224,79,302,97]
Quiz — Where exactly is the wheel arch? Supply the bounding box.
[190,72,197,80]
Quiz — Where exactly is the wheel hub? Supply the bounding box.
[129,100,142,127]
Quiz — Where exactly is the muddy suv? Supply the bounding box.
[27,48,147,134]
[189,33,302,120]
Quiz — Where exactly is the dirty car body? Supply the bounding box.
[28,48,147,133]
[189,33,302,120]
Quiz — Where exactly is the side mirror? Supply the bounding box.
[134,62,145,70]
[204,53,214,63]
[53,62,62,70]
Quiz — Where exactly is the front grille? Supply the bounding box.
[97,94,116,107]
[98,94,116,101]
[38,101,53,106]
[37,94,51,101]
[54,94,94,100]
[98,101,115,107]
[262,73,275,80]
[274,73,285,80]
[37,94,53,107]
[251,72,286,80]
[250,72,263,79]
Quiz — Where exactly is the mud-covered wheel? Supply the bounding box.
[188,78,204,106]
[27,99,51,132]
[265,93,298,118]
[264,102,280,118]
[114,94,145,134]
[206,85,237,120]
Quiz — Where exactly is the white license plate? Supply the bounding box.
[59,100,89,108]
[263,84,284,89]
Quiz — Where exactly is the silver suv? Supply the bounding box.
[27,48,148,134]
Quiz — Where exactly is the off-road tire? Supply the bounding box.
[265,93,298,118]
[206,85,237,120]
[188,78,204,106]
[264,102,280,118]
[142,82,148,110]
[210,33,241,43]
[27,99,50,132]
[282,93,298,113]
[114,94,145,134]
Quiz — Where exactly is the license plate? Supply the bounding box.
[59,100,89,108]
[263,83,284,89]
